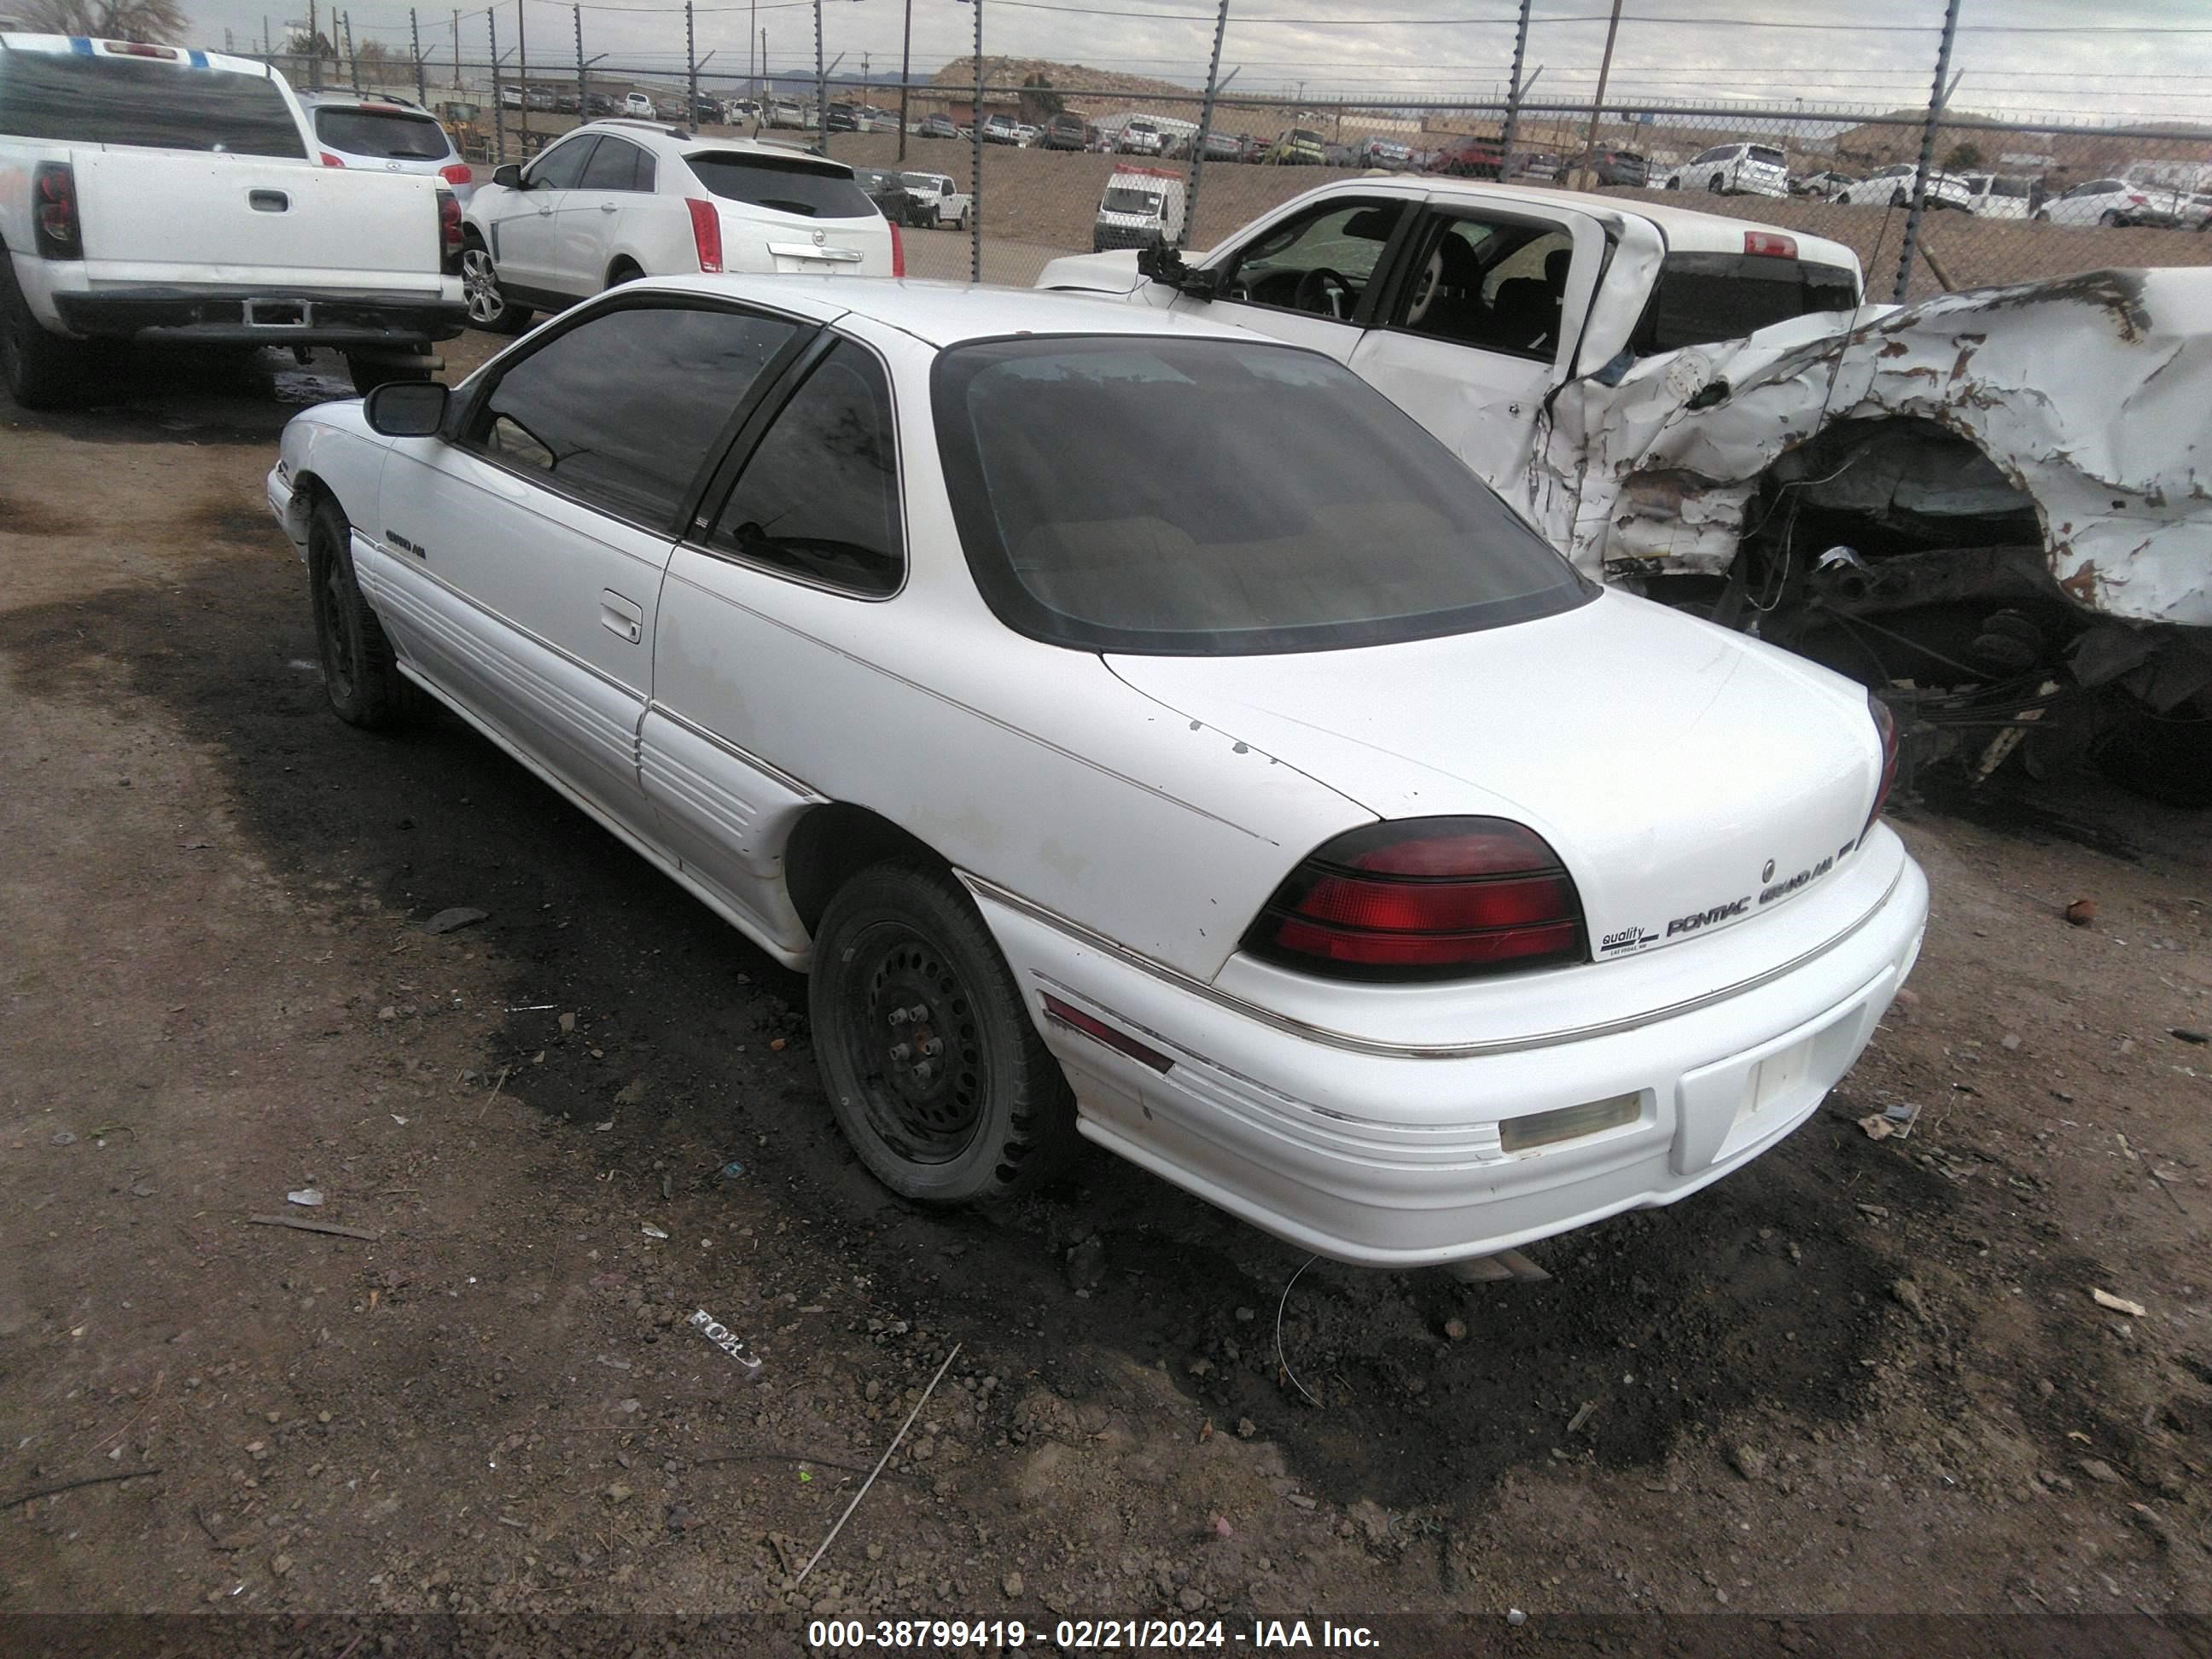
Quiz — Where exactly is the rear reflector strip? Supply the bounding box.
[1499,1092,1640,1153]
[1041,994,1173,1074]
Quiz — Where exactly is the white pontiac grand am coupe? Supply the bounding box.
[268,277,1928,1271]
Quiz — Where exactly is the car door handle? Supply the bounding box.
[599,201,620,212]
[600,590,644,644]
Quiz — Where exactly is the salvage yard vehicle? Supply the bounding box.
[2034,177,2190,229]
[458,123,897,333]
[1037,177,2212,801]
[1830,162,1976,212]
[299,89,476,206]
[0,32,466,405]
[1660,142,1789,198]
[899,171,969,230]
[268,278,1924,1266]
[1957,172,2033,220]
[1091,166,1186,253]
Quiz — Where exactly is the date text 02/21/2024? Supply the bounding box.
[804,1618,1382,1650]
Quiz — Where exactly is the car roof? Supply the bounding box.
[564,119,854,170]
[623,275,1262,349]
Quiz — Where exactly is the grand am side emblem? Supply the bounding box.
[1761,858,1777,882]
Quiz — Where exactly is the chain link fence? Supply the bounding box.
[244,0,2212,302]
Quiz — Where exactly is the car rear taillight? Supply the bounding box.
[889,218,905,277]
[1743,230,1797,258]
[2128,194,2149,205]
[436,188,463,265]
[108,41,179,58]
[1244,818,1586,980]
[320,151,346,167]
[686,197,724,273]
[439,162,474,188]
[32,161,80,260]
[1864,692,1901,841]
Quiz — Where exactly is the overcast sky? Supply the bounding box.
[179,0,2212,125]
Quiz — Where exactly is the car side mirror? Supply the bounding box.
[364,379,451,437]
[492,163,524,189]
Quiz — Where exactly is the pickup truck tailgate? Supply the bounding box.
[73,152,444,293]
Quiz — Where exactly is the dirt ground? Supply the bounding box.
[2,330,2209,1646]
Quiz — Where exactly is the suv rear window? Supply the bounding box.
[313,105,449,159]
[684,151,874,218]
[0,52,306,156]
[1749,145,1786,166]
[1633,252,1860,355]
[933,335,1590,655]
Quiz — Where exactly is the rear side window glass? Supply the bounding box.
[0,54,306,156]
[708,341,903,596]
[470,305,805,525]
[685,152,874,218]
[313,107,449,159]
[1633,253,1860,355]
[579,137,647,190]
[524,135,596,189]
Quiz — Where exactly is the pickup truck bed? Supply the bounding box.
[1,33,467,406]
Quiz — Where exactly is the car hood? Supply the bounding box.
[1106,590,1885,963]
[1033,248,1147,295]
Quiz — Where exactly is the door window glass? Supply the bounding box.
[1392,217,1572,359]
[708,341,902,596]
[579,136,647,191]
[524,134,597,189]
[469,304,805,525]
[1218,201,1402,323]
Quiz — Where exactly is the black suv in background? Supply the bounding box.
[1039,112,1087,150]
[1592,148,1649,187]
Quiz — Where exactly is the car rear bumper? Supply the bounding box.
[971,838,1929,1269]
[48,283,469,347]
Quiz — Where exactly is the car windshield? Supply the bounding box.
[932,335,1591,655]
[0,51,307,156]
[314,106,449,159]
[900,172,942,191]
[1633,252,1860,355]
[1292,129,1323,145]
[1102,187,1162,214]
[684,151,874,218]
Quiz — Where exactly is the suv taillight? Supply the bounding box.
[320,151,346,167]
[686,197,724,273]
[1244,818,1586,980]
[32,161,80,259]
[1864,693,1901,841]
[889,218,905,277]
[439,162,474,188]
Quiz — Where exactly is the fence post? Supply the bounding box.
[811,0,824,154]
[517,0,529,150]
[970,1,981,282]
[897,0,912,163]
[1499,0,1531,178]
[342,11,358,92]
[689,2,701,128]
[306,0,320,89]
[410,9,426,104]
[1572,0,1622,191]
[1894,0,1963,302]
[573,5,585,120]
[488,9,504,163]
[451,9,460,89]
[1186,0,1231,249]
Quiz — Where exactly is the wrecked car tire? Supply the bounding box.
[811,859,1080,1204]
[309,495,414,731]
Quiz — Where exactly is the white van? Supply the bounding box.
[1959,172,2034,219]
[1092,165,1186,252]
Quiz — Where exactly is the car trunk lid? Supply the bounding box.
[1106,591,1885,966]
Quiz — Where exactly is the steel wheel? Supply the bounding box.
[839,924,987,1166]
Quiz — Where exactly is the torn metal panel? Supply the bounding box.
[1549,266,2212,630]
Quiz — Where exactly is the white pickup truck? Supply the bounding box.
[0,33,468,407]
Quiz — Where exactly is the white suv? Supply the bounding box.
[1661,142,1788,198]
[458,121,899,332]
[298,90,476,206]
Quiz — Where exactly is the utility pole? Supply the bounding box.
[410,8,426,103]
[896,0,912,160]
[1572,0,1622,191]
[1895,0,1964,301]
[1499,0,1531,178]
[687,2,698,125]
[1186,0,1231,247]
[263,15,271,58]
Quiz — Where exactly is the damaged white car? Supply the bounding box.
[1039,179,2212,802]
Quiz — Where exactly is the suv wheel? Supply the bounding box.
[460,237,533,335]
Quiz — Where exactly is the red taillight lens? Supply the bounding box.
[320,151,346,168]
[436,189,463,259]
[32,161,80,259]
[889,218,905,277]
[439,162,474,187]
[2128,194,2149,205]
[686,197,724,273]
[1864,692,1901,841]
[1245,818,1586,980]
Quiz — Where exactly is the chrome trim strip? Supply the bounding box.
[968,863,1909,1061]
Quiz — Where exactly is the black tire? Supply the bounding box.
[1708,174,1726,194]
[0,247,94,410]
[344,353,431,397]
[810,859,1079,1204]
[604,259,643,289]
[460,236,533,335]
[1891,188,1909,207]
[2098,210,2123,228]
[1665,176,1680,190]
[307,494,411,731]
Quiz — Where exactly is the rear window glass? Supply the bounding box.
[313,106,449,159]
[932,335,1591,656]
[1749,145,1785,166]
[1634,253,1860,355]
[684,151,874,218]
[0,52,306,156]
[1988,176,2032,198]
